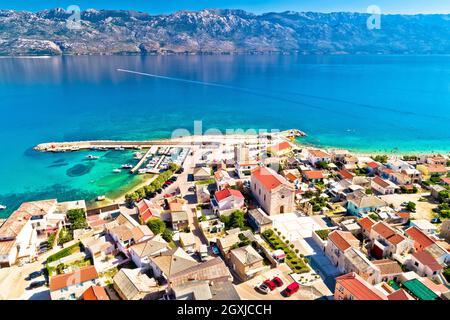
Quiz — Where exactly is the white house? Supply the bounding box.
[371,176,399,195]
[307,149,331,166]
[49,265,99,300]
[129,235,169,270]
[212,188,245,215]
[409,251,443,279]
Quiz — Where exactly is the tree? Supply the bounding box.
[406,202,416,212]
[162,229,173,242]
[438,190,449,204]
[373,155,389,164]
[315,161,329,169]
[147,218,166,234]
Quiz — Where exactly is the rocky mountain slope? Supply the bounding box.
[0,8,449,55]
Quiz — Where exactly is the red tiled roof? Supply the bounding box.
[373,176,391,189]
[214,188,244,202]
[336,273,386,300]
[397,211,410,219]
[82,285,110,300]
[441,177,450,185]
[303,170,324,180]
[328,230,358,252]
[338,169,354,180]
[252,166,284,190]
[367,162,379,169]
[50,266,98,291]
[383,169,394,174]
[388,234,406,245]
[412,251,443,272]
[358,217,375,231]
[308,149,330,158]
[372,222,396,239]
[270,141,292,152]
[405,227,435,249]
[387,289,414,300]
[426,165,447,174]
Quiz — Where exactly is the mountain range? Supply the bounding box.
[0,8,449,55]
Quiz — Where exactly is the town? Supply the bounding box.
[0,130,449,301]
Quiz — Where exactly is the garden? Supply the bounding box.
[262,229,310,274]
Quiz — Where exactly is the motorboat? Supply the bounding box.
[113,169,122,173]
[121,164,133,169]
[0,205,6,210]
[86,155,100,160]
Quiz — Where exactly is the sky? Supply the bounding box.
[0,0,449,15]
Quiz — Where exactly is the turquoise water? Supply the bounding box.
[0,55,449,216]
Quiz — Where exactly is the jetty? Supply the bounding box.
[34,140,182,152]
[130,148,153,174]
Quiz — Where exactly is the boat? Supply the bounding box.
[113,169,122,173]
[86,155,100,160]
[121,164,133,169]
[96,195,106,201]
[133,152,143,160]
[0,205,6,210]
[115,147,125,151]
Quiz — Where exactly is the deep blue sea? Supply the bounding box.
[0,55,449,216]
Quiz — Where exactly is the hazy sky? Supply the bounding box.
[1,0,449,15]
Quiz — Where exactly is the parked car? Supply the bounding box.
[272,276,284,287]
[282,282,300,297]
[255,283,270,295]
[26,270,43,281]
[170,177,177,182]
[26,280,46,290]
[156,189,163,194]
[263,279,276,291]
[431,217,441,224]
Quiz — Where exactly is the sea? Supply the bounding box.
[0,54,449,217]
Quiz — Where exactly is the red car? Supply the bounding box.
[263,279,276,291]
[282,282,299,297]
[272,276,284,287]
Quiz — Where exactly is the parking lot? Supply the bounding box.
[235,264,324,300]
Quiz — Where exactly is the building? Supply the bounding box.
[334,272,387,300]
[82,235,116,266]
[247,208,273,233]
[372,259,403,284]
[193,167,212,181]
[371,176,399,195]
[49,265,99,300]
[325,230,360,266]
[409,251,443,278]
[179,232,197,253]
[410,219,438,235]
[113,268,161,300]
[267,141,292,157]
[439,220,450,242]
[169,211,189,231]
[369,222,412,258]
[214,169,236,190]
[307,149,331,166]
[347,194,387,217]
[129,236,169,270]
[107,223,154,255]
[405,226,436,252]
[302,170,324,183]
[357,216,375,238]
[137,199,162,223]
[212,188,245,215]
[82,285,110,300]
[168,257,233,288]
[251,166,295,215]
[149,248,199,280]
[0,199,85,267]
[229,245,266,281]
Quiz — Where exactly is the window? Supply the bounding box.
[414,262,419,267]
